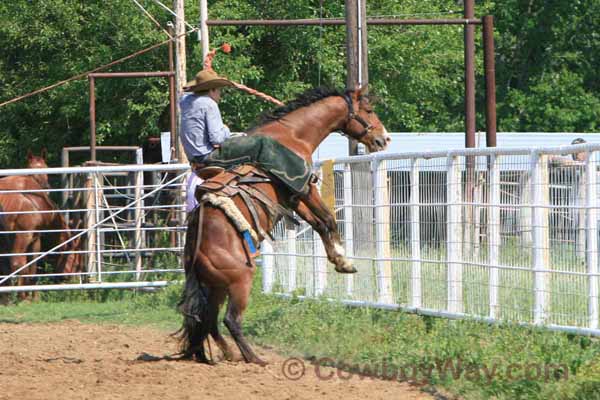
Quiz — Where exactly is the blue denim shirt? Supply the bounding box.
[179,93,231,161]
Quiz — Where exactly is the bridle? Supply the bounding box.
[342,93,373,139]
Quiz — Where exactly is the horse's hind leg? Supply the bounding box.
[208,287,234,361]
[223,280,266,366]
[10,234,32,301]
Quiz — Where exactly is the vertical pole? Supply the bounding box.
[134,149,144,280]
[313,169,328,297]
[410,158,422,309]
[199,0,210,63]
[85,174,96,278]
[343,163,354,297]
[286,228,297,293]
[93,174,103,282]
[61,148,69,220]
[89,76,96,162]
[168,25,177,154]
[345,0,359,156]
[447,155,463,313]
[586,152,598,329]
[482,15,497,148]
[532,153,550,324]
[173,0,188,164]
[261,241,274,293]
[373,158,393,304]
[488,154,501,319]
[464,0,476,149]
[344,0,368,156]
[463,0,476,267]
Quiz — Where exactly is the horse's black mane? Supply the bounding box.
[252,86,346,128]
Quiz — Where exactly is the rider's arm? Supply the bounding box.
[205,101,231,146]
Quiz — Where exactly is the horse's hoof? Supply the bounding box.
[252,357,268,367]
[335,260,357,274]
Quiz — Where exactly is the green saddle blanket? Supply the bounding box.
[204,135,312,195]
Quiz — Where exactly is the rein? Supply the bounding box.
[342,93,372,139]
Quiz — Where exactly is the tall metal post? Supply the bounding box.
[200,0,210,63]
[89,76,96,162]
[483,15,497,148]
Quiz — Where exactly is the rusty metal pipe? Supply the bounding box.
[89,76,96,162]
[483,15,497,147]
[464,0,476,149]
[207,18,482,26]
[88,72,174,78]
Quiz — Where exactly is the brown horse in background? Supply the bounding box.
[178,87,390,364]
[0,155,80,302]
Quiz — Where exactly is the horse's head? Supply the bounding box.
[26,148,49,188]
[341,88,391,153]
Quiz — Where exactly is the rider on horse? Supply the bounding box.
[179,68,234,212]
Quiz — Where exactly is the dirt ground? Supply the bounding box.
[0,321,434,400]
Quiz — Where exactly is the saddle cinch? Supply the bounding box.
[191,163,298,259]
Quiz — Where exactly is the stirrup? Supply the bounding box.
[195,166,225,180]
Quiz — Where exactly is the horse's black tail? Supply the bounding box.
[174,205,211,360]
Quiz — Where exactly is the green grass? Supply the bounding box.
[1,275,600,400]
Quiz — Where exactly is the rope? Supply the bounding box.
[204,44,284,107]
[131,0,173,39]
[0,29,196,109]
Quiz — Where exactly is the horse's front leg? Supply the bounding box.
[293,185,355,273]
[10,234,32,301]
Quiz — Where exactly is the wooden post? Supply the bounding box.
[85,174,97,278]
[488,154,501,319]
[344,0,368,156]
[93,174,103,282]
[173,0,187,164]
[447,155,463,313]
[410,158,422,309]
[585,152,598,329]
[373,158,393,304]
[532,153,550,324]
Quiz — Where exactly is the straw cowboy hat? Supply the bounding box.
[184,69,233,92]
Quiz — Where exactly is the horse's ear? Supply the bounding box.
[26,149,33,160]
[41,147,47,160]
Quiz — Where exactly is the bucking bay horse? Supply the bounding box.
[178,87,390,365]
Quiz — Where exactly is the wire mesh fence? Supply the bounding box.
[0,163,189,294]
[263,143,600,335]
[2,143,600,335]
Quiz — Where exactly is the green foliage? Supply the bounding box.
[1,0,599,167]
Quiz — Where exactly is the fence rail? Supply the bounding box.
[0,163,189,292]
[2,144,600,336]
[262,143,600,336]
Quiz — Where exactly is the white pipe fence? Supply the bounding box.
[0,163,189,291]
[2,144,600,337]
[262,143,600,336]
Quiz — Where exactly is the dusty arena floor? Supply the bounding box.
[0,321,433,400]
